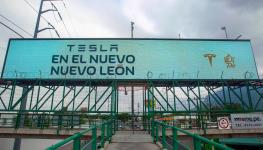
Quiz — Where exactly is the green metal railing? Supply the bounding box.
[0,112,107,130]
[151,120,233,150]
[46,119,115,150]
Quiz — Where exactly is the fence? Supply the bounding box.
[151,120,233,150]
[0,112,111,129]
[46,119,114,150]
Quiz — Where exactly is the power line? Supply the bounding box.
[48,26,53,38]
[0,21,24,38]
[0,46,7,49]
[63,0,78,36]
[59,13,71,37]
[0,13,33,37]
[23,0,49,23]
[51,2,59,23]
[49,1,71,37]
[23,0,60,38]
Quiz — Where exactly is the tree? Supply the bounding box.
[210,103,242,122]
[117,113,131,123]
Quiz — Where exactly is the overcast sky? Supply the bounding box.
[0,0,263,77]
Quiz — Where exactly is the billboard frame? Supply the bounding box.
[1,38,259,80]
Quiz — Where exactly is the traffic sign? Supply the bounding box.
[217,117,230,129]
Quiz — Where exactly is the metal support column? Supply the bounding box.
[111,83,117,133]
[131,86,134,133]
[13,86,29,150]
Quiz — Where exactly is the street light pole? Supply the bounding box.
[131,21,134,38]
[235,34,242,40]
[221,26,228,39]
[131,86,134,133]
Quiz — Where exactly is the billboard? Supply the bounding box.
[231,113,263,129]
[1,39,259,80]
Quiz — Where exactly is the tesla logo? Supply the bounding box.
[204,53,216,67]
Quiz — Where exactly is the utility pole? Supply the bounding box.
[13,88,29,150]
[131,21,135,133]
[137,102,140,116]
[131,86,134,133]
[34,0,61,38]
[34,0,44,38]
[14,1,60,150]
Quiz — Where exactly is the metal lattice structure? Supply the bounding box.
[0,79,262,130]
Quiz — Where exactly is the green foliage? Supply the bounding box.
[224,103,242,111]
[100,114,111,120]
[80,113,87,124]
[117,113,131,123]
[211,103,242,111]
[24,115,32,126]
[54,107,69,115]
[210,103,242,122]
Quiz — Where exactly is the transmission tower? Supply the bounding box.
[34,0,62,38]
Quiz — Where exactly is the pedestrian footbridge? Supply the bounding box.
[46,120,232,150]
[106,131,160,150]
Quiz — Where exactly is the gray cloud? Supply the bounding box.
[120,0,263,75]
[220,0,263,11]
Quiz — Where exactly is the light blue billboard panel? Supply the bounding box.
[1,39,259,79]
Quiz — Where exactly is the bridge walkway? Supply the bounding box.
[106,131,160,150]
